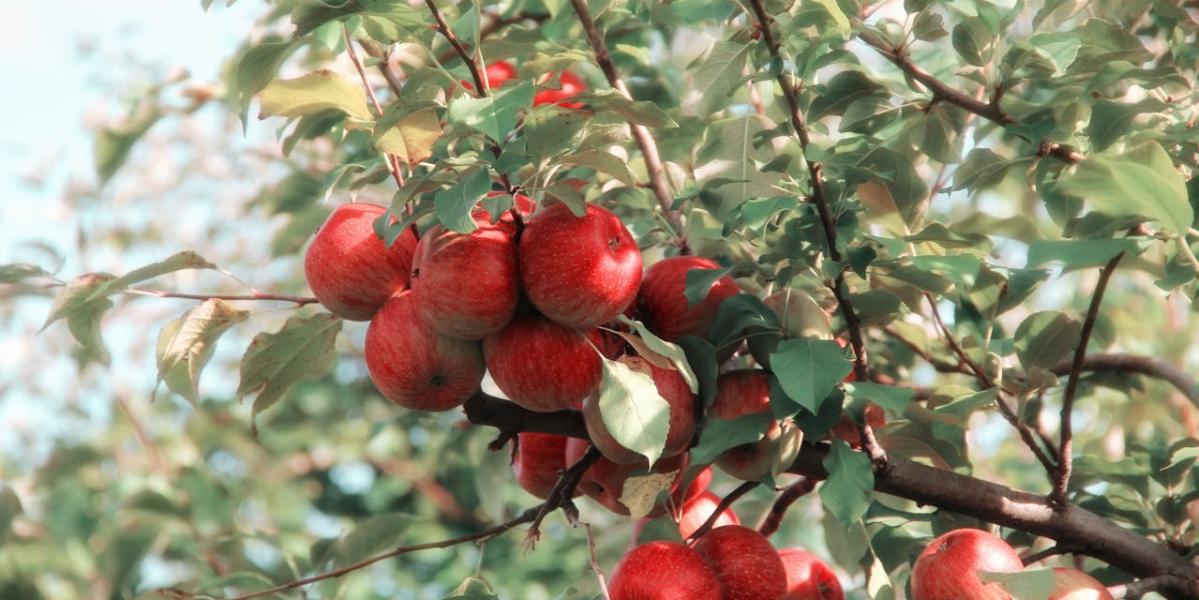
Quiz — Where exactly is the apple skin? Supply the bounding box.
[533,71,586,108]
[608,541,723,600]
[564,438,689,517]
[676,490,741,540]
[462,60,517,92]
[638,256,740,341]
[682,466,713,504]
[511,432,580,500]
[410,217,519,340]
[519,202,642,329]
[910,529,1024,600]
[693,525,788,600]
[484,315,602,412]
[779,548,844,600]
[364,290,485,411]
[303,202,418,321]
[1049,568,1114,600]
[709,369,800,482]
[582,356,697,464]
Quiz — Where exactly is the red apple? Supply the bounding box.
[533,71,585,108]
[683,466,713,504]
[638,256,740,341]
[779,548,844,600]
[519,202,642,329]
[474,191,535,223]
[582,356,696,464]
[587,327,627,360]
[910,529,1024,600]
[410,218,519,340]
[693,525,787,600]
[608,541,722,600]
[677,490,741,540]
[1049,568,1114,600]
[511,432,577,500]
[829,402,887,450]
[484,315,602,412]
[709,369,801,481]
[364,290,484,411]
[462,60,517,92]
[565,438,689,517]
[303,202,417,321]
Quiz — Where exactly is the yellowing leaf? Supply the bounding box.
[156,300,250,404]
[375,108,442,166]
[619,470,678,520]
[259,70,372,121]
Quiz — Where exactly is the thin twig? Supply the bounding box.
[1021,544,1077,566]
[358,41,405,98]
[124,288,318,305]
[582,522,611,600]
[343,25,406,189]
[565,0,686,248]
[1109,574,1199,599]
[226,508,540,600]
[528,445,601,542]
[685,481,757,544]
[1053,252,1124,507]
[757,477,816,537]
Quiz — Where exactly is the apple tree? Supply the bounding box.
[3,0,1199,598]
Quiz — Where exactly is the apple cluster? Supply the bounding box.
[911,528,1114,600]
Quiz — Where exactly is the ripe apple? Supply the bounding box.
[511,432,579,500]
[682,466,713,504]
[364,290,485,411]
[533,71,585,108]
[709,369,801,481]
[519,202,642,329]
[303,202,417,321]
[910,528,1024,600]
[676,490,741,540]
[608,541,722,600]
[693,524,788,600]
[410,218,519,340]
[638,255,740,341]
[582,356,697,464]
[461,60,517,92]
[484,315,602,412]
[779,548,844,600]
[564,438,689,516]
[1049,568,1114,600]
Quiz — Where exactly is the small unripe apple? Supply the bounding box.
[564,438,689,517]
[364,290,484,410]
[693,525,787,600]
[303,202,417,321]
[779,548,844,600]
[608,541,722,600]
[484,315,602,412]
[410,218,519,340]
[709,369,800,481]
[638,255,740,341]
[533,71,586,108]
[1049,568,1114,600]
[511,432,578,500]
[582,356,696,464]
[910,529,1024,600]
[519,202,642,329]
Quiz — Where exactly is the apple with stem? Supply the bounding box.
[608,541,722,600]
[1049,568,1114,600]
[511,432,578,500]
[910,528,1024,600]
[484,315,602,412]
[779,548,844,600]
[582,356,696,464]
[303,202,417,321]
[709,369,801,482]
[364,290,484,411]
[638,255,740,341]
[410,217,519,340]
[693,524,787,600]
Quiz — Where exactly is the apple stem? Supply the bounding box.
[685,480,757,545]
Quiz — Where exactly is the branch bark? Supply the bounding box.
[1051,353,1199,409]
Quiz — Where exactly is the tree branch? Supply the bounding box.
[1053,252,1123,507]
[124,288,318,305]
[1111,575,1199,599]
[1051,353,1199,409]
[565,0,686,248]
[343,24,406,189]
[685,481,757,543]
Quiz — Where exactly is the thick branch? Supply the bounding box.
[1054,252,1123,506]
[565,0,686,246]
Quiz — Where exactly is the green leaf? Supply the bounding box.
[259,69,371,120]
[979,568,1054,600]
[820,440,874,528]
[445,576,501,600]
[684,266,733,309]
[953,148,1017,191]
[67,296,114,365]
[688,41,751,115]
[447,81,535,141]
[579,89,678,128]
[375,108,443,166]
[1026,238,1143,270]
[156,300,250,405]
[1014,311,1082,371]
[811,0,850,32]
[809,71,887,122]
[0,485,22,537]
[237,313,342,427]
[597,357,672,466]
[0,263,51,284]
[559,150,638,186]
[336,513,413,566]
[912,11,948,41]
[1056,140,1191,235]
[1087,98,1167,152]
[952,17,995,66]
[844,382,913,415]
[617,316,700,394]
[94,104,163,184]
[690,413,773,465]
[524,105,589,165]
[770,339,854,414]
[433,168,493,233]
[232,39,297,115]
[707,294,781,348]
